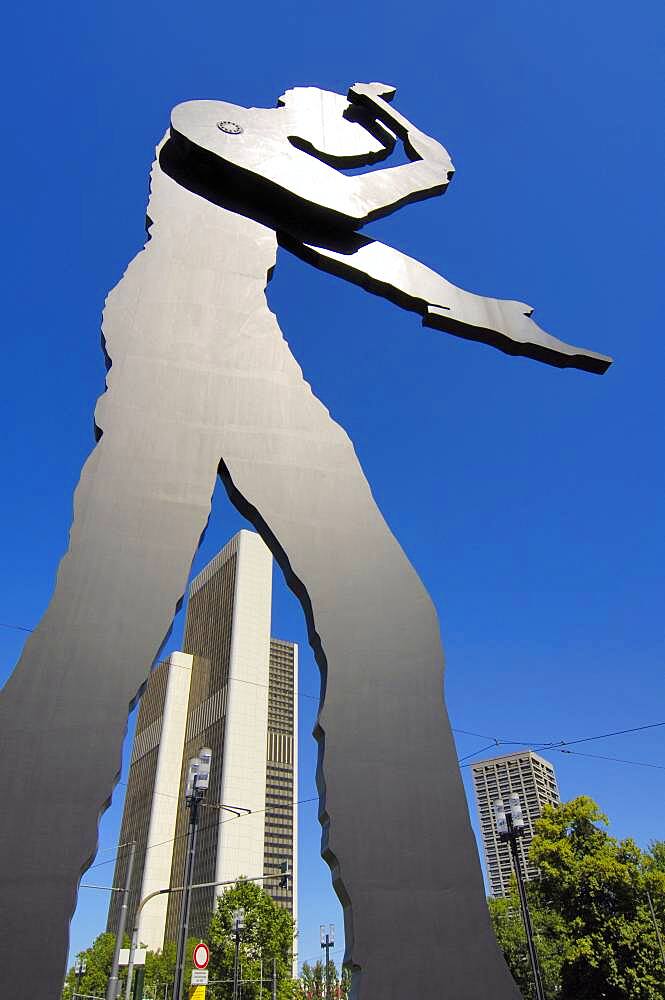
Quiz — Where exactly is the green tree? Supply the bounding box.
[207,879,297,999]
[62,931,126,998]
[142,937,198,999]
[528,796,665,999]
[299,959,350,999]
[488,879,565,998]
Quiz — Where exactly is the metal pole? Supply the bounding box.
[107,841,137,1000]
[647,889,665,966]
[272,957,277,1000]
[259,951,263,1000]
[75,964,84,998]
[232,927,241,1000]
[173,796,199,1000]
[507,821,546,1000]
[325,935,331,1000]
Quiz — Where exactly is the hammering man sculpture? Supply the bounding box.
[0,82,611,1000]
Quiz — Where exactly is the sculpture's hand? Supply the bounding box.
[348,82,454,181]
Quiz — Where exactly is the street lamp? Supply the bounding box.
[74,957,87,998]
[231,907,245,1000]
[493,794,545,1000]
[320,924,335,1000]
[172,746,213,1000]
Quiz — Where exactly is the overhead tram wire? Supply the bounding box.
[83,794,320,876]
[3,621,665,770]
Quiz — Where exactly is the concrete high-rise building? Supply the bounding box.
[106,651,194,949]
[471,750,560,898]
[107,530,298,951]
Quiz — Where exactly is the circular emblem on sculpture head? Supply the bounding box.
[217,120,243,134]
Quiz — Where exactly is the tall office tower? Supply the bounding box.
[106,651,194,949]
[471,750,560,898]
[264,639,298,915]
[108,530,298,951]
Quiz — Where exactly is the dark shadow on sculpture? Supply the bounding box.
[0,81,611,1000]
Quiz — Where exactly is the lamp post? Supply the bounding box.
[493,794,546,1000]
[320,924,335,1000]
[106,840,137,1000]
[74,957,86,998]
[232,907,245,1000]
[172,746,213,1000]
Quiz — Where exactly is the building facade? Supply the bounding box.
[108,530,298,951]
[471,750,560,897]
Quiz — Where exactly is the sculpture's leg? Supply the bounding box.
[0,375,224,997]
[0,174,281,997]
[211,332,522,999]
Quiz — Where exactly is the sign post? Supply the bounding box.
[189,941,210,1000]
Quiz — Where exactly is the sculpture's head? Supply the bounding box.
[169,83,453,229]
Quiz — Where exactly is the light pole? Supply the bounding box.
[232,907,245,1000]
[172,746,213,1000]
[493,794,546,1000]
[74,957,86,998]
[320,924,335,1000]
[106,840,137,1000]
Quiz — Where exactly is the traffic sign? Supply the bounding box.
[191,969,209,985]
[192,942,210,970]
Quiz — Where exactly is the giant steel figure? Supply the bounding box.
[0,82,611,999]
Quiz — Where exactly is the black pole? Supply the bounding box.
[75,967,83,998]
[323,935,331,1000]
[232,927,241,1000]
[173,796,200,1000]
[132,965,145,1000]
[507,817,546,1000]
[107,841,137,1000]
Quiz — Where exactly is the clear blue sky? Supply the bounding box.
[1,0,663,981]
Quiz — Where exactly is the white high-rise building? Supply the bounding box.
[471,750,559,898]
[107,530,298,951]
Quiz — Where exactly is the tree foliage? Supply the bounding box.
[62,932,125,998]
[300,959,351,999]
[490,796,665,1000]
[61,932,198,999]
[207,879,297,999]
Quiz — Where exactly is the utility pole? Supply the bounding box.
[232,907,245,1000]
[320,924,335,1000]
[173,746,213,1000]
[494,795,546,1000]
[106,840,137,1000]
[74,957,86,998]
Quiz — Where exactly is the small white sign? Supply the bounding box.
[118,948,146,966]
[191,969,209,985]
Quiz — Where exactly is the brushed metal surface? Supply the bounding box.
[0,83,611,1000]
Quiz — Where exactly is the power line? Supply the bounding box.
[3,621,664,769]
[87,795,319,873]
[538,721,665,750]
[556,748,665,771]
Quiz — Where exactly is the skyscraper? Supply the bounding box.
[471,750,560,898]
[108,530,298,951]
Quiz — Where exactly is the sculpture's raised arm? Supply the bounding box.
[169,83,454,228]
[168,83,611,372]
[284,235,612,374]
